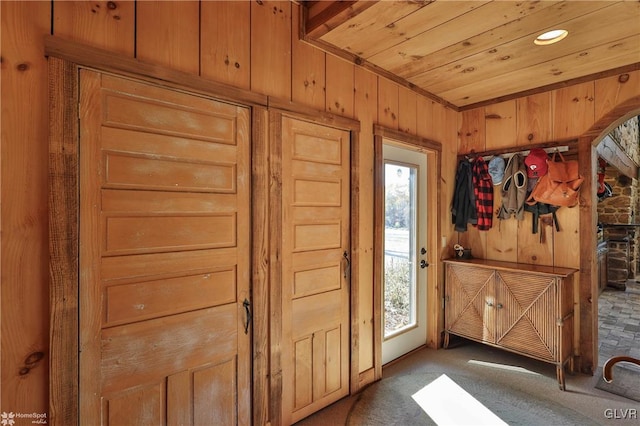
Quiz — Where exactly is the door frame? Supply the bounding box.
[47,38,266,425]
[266,108,361,425]
[373,125,441,377]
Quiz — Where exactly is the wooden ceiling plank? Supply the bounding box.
[304,0,376,39]
[319,1,486,59]
[441,35,640,107]
[390,0,612,79]
[366,0,560,70]
[414,2,640,94]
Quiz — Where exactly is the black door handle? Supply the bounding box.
[243,299,251,334]
[420,259,429,269]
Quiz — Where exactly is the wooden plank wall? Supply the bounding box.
[456,76,639,268]
[1,0,639,421]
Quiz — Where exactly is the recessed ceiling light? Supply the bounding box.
[534,29,568,46]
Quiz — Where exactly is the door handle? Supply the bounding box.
[242,299,251,334]
[420,259,429,269]
[343,251,351,278]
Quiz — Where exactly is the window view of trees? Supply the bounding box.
[384,164,414,337]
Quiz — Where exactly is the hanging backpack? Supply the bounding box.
[527,152,584,207]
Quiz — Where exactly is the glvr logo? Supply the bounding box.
[0,412,15,426]
[604,408,638,419]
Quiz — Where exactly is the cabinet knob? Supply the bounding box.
[496,303,503,309]
[486,301,494,307]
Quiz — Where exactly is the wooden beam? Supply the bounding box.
[597,134,639,179]
[303,1,374,39]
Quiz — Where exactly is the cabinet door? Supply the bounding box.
[495,271,558,362]
[445,264,496,343]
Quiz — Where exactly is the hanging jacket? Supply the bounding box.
[472,157,493,230]
[451,159,477,232]
[497,154,528,220]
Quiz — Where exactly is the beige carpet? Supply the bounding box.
[595,364,640,403]
[347,371,598,425]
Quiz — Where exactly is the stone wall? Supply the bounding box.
[598,116,640,287]
[612,116,640,164]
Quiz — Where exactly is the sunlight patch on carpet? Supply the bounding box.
[412,374,508,426]
[467,359,541,375]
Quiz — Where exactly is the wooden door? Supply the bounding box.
[445,263,496,343]
[280,117,351,424]
[78,70,251,425]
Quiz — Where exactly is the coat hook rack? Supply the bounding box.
[467,145,570,162]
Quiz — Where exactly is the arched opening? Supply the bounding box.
[578,95,640,379]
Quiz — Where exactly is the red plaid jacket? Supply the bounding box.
[472,158,493,230]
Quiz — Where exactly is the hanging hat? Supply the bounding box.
[524,148,548,178]
[488,156,505,185]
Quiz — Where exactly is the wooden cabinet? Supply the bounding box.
[443,259,577,390]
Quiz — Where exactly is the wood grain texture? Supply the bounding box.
[378,78,399,129]
[553,82,596,140]
[516,92,553,146]
[292,4,326,110]
[458,107,485,154]
[578,139,598,374]
[594,70,640,124]
[251,107,271,426]
[136,0,199,74]
[354,67,377,379]
[53,0,134,56]
[485,100,516,151]
[398,87,417,135]
[1,0,51,420]
[201,0,251,89]
[251,0,292,98]
[48,57,79,426]
[326,54,355,118]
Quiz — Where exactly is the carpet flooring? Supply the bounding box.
[298,340,640,426]
[595,364,640,403]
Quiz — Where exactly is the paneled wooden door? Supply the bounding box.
[280,116,351,424]
[78,69,251,425]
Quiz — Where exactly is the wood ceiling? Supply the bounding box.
[302,0,640,110]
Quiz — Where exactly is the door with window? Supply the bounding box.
[381,143,428,364]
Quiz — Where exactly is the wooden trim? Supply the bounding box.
[350,128,361,394]
[48,57,80,426]
[252,106,271,426]
[428,149,442,349]
[459,63,640,112]
[577,95,640,376]
[582,94,640,139]
[578,138,598,375]
[268,96,361,131]
[456,138,580,160]
[301,36,458,111]
[373,126,444,366]
[44,35,268,108]
[357,368,376,389]
[372,133,384,381]
[373,125,442,152]
[268,110,284,426]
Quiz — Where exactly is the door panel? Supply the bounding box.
[281,117,350,424]
[79,70,250,425]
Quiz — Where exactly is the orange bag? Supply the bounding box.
[527,152,583,207]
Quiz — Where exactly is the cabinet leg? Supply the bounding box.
[556,365,566,391]
[443,332,450,349]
